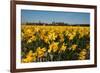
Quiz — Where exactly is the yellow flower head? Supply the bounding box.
[71,44,77,51]
[78,49,87,60]
[36,47,46,58]
[27,35,36,43]
[22,50,37,63]
[48,32,57,41]
[68,33,75,40]
[59,43,67,52]
[48,42,59,53]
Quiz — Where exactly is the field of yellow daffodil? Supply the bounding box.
[21,25,90,63]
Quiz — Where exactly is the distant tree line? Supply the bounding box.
[22,21,90,26]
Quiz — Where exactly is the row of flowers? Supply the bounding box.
[21,25,90,63]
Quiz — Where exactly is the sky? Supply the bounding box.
[21,10,90,24]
